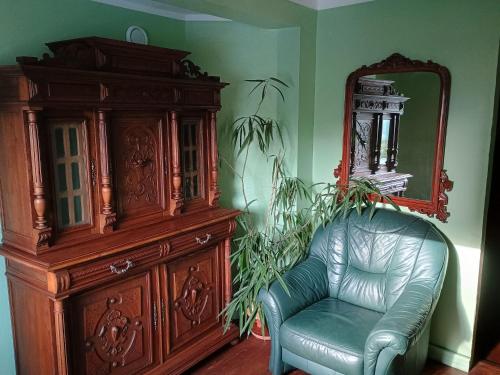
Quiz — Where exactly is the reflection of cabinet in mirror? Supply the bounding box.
[351,78,412,196]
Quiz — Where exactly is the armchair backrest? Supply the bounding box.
[309,208,448,313]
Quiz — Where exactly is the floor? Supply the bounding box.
[468,342,500,375]
[190,336,469,375]
[486,343,500,363]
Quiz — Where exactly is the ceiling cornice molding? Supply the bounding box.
[92,0,229,21]
[289,0,374,10]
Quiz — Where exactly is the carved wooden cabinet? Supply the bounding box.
[0,37,239,375]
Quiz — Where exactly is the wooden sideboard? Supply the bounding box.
[0,37,239,375]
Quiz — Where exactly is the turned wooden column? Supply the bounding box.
[223,237,232,308]
[97,109,116,233]
[208,111,220,207]
[26,109,52,250]
[169,111,183,215]
[53,299,69,375]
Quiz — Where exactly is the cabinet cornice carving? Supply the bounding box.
[47,270,71,294]
[180,59,217,81]
[159,241,170,257]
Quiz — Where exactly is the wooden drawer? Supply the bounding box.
[169,221,229,255]
[67,242,162,292]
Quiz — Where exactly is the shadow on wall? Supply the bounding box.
[430,231,472,364]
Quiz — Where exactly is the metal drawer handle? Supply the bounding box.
[110,260,134,275]
[195,233,211,245]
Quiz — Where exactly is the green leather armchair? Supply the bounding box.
[258,208,448,375]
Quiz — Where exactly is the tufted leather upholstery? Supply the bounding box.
[258,208,448,375]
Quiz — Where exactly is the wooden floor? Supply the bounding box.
[468,342,500,375]
[469,361,500,375]
[487,343,500,363]
[190,336,468,375]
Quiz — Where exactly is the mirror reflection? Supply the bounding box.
[349,72,440,200]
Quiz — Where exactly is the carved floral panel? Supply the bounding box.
[168,247,218,349]
[72,273,155,375]
[112,114,164,219]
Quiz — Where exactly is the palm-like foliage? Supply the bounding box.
[222,78,399,337]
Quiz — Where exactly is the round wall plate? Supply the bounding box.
[126,26,148,45]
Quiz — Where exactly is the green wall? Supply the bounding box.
[313,0,500,369]
[183,21,300,217]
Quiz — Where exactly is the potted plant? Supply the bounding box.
[222,78,398,339]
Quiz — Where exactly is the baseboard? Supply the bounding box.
[428,344,471,372]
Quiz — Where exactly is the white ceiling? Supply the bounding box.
[288,0,374,10]
[93,0,375,22]
[92,0,229,21]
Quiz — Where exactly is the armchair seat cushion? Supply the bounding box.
[280,298,383,375]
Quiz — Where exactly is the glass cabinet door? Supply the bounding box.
[50,120,91,229]
[180,118,204,201]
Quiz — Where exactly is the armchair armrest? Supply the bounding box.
[258,256,328,326]
[364,283,435,375]
[258,256,328,375]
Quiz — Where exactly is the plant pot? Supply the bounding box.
[250,313,271,341]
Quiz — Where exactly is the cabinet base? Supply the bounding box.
[151,324,240,375]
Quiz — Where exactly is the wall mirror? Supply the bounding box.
[335,53,454,222]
